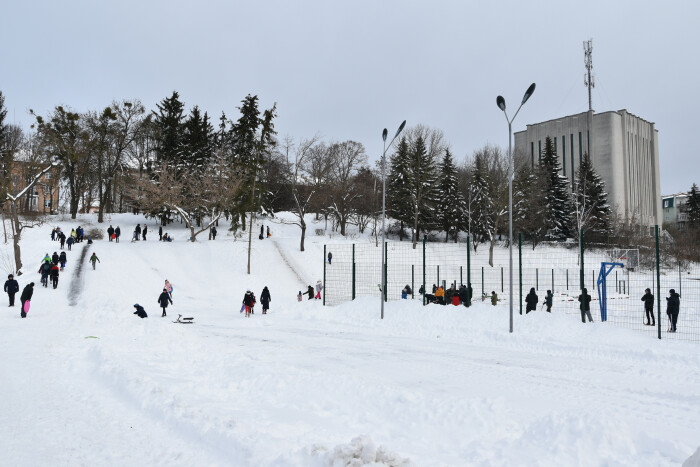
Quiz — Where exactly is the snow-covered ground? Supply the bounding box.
[1,212,698,466]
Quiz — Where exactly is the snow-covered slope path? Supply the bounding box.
[1,213,699,466]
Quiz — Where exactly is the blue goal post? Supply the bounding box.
[597,262,624,321]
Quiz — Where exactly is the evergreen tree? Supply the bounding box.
[687,183,700,228]
[407,135,439,247]
[513,162,546,248]
[437,148,466,241]
[0,91,7,152]
[540,136,573,240]
[182,106,215,176]
[469,153,494,251]
[387,136,413,239]
[574,153,611,239]
[153,91,186,171]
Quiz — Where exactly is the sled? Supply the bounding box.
[23,300,30,316]
[173,314,194,324]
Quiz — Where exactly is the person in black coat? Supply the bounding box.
[545,290,553,313]
[20,282,34,318]
[142,225,148,241]
[525,288,538,314]
[306,285,315,300]
[133,304,147,318]
[59,232,66,249]
[158,288,173,317]
[641,288,655,326]
[159,225,163,241]
[4,274,19,306]
[66,236,74,251]
[59,251,67,270]
[51,252,59,265]
[115,226,121,243]
[211,226,217,240]
[107,225,115,242]
[666,289,680,332]
[578,288,593,323]
[260,286,271,314]
[50,264,60,289]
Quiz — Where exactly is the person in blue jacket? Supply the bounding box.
[4,274,19,306]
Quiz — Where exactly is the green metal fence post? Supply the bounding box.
[501,267,504,293]
[460,266,463,287]
[519,233,523,315]
[656,225,661,340]
[323,244,327,306]
[411,265,415,299]
[551,269,554,293]
[437,265,440,288]
[481,266,484,298]
[422,235,426,306]
[352,243,356,300]
[566,269,569,290]
[536,268,539,290]
[384,241,388,302]
[580,229,585,323]
[467,235,472,306]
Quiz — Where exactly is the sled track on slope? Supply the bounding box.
[68,229,99,306]
[271,239,309,286]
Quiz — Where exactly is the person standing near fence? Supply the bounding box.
[578,288,593,323]
[641,288,655,326]
[525,288,538,314]
[327,252,332,264]
[545,290,553,313]
[666,289,680,333]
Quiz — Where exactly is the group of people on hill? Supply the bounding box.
[242,286,271,317]
[51,225,92,250]
[133,280,173,318]
[298,281,323,301]
[258,225,271,240]
[106,225,122,242]
[418,283,474,306]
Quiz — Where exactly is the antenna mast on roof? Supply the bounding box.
[583,39,595,111]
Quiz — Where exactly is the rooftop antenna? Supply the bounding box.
[583,39,595,111]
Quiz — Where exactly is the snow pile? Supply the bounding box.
[684,447,700,467]
[305,436,413,467]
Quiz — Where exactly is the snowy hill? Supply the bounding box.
[1,212,698,466]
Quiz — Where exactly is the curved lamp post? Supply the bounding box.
[496,83,536,333]
[381,120,407,319]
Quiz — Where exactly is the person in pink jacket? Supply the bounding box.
[164,280,173,298]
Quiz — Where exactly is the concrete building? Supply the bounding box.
[661,192,689,229]
[514,109,662,228]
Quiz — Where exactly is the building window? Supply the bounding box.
[579,132,583,163]
[562,136,566,176]
[663,198,674,208]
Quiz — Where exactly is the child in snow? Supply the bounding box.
[89,253,100,270]
[315,280,323,300]
[491,291,498,306]
[158,288,173,317]
[242,290,254,317]
[297,291,303,302]
[133,304,147,318]
[164,280,173,298]
[59,251,67,270]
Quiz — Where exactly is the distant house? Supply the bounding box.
[9,160,61,214]
[661,192,689,229]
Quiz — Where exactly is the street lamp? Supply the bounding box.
[496,83,536,333]
[381,119,407,319]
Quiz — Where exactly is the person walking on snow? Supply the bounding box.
[305,285,315,300]
[242,290,254,317]
[142,225,147,241]
[159,225,163,241]
[66,236,74,251]
[39,260,51,288]
[133,224,141,241]
[59,251,67,271]
[327,252,332,264]
[50,263,60,289]
[260,286,271,314]
[52,252,59,265]
[297,291,303,302]
[51,228,56,241]
[315,280,323,300]
[59,231,66,249]
[642,288,655,326]
[578,288,593,323]
[20,282,34,318]
[666,289,680,332]
[107,225,115,242]
[545,290,553,312]
[158,288,173,317]
[211,226,217,240]
[115,226,121,243]
[164,280,173,298]
[491,291,498,306]
[89,253,100,270]
[267,226,270,238]
[4,274,19,306]
[525,288,538,313]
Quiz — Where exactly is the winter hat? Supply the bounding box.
[29,282,34,287]
[8,274,12,279]
[134,304,139,308]
[670,289,676,294]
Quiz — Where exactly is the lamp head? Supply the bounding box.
[382,128,388,142]
[395,120,406,138]
[521,83,536,105]
[497,96,506,111]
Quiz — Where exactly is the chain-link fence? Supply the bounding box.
[323,229,700,342]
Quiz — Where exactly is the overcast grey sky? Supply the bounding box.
[1,0,698,194]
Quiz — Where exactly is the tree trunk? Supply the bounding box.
[10,202,23,275]
[300,222,306,252]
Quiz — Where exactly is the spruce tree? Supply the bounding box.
[540,136,573,240]
[513,162,546,247]
[437,148,466,241]
[153,91,185,171]
[687,183,700,228]
[469,153,494,251]
[408,135,439,247]
[183,106,215,176]
[0,91,7,151]
[574,153,611,239]
[387,136,413,239]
